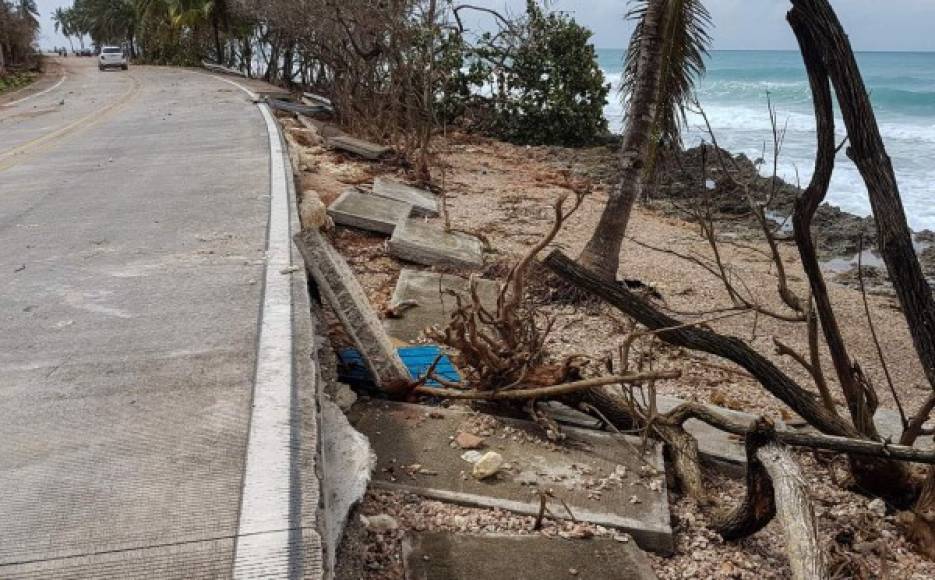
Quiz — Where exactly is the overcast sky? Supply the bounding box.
[36,0,935,52]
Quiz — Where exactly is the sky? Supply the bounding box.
[35,0,935,52]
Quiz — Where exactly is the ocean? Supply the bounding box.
[597,49,935,231]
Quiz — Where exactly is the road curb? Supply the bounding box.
[217,76,325,579]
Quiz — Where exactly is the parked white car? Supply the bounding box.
[99,46,128,71]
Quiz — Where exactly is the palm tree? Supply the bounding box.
[578,0,712,279]
[167,0,230,62]
[53,7,75,52]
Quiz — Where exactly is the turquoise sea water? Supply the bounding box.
[596,49,935,230]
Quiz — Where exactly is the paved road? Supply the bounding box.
[0,58,319,578]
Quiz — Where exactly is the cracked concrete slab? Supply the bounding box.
[348,401,673,554]
[403,533,658,580]
[327,189,413,235]
[328,135,390,160]
[388,219,485,269]
[320,400,373,577]
[372,177,439,217]
[383,269,501,342]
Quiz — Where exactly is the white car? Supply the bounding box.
[99,46,128,71]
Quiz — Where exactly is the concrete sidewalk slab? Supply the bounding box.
[348,401,673,553]
[328,135,390,160]
[402,533,658,580]
[373,177,439,217]
[383,269,501,342]
[328,189,413,235]
[388,219,485,269]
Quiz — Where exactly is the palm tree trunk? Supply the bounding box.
[578,0,667,279]
[212,12,222,64]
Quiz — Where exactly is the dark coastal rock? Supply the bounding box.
[833,265,889,290]
[920,245,935,279]
[653,146,879,258]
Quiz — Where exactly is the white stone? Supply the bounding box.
[471,451,504,480]
[461,450,483,464]
[361,513,399,532]
[868,498,886,517]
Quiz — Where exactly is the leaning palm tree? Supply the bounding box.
[53,7,75,52]
[578,0,712,279]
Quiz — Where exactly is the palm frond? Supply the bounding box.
[623,0,712,149]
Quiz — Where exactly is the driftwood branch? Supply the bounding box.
[666,401,935,464]
[411,370,679,400]
[758,442,829,580]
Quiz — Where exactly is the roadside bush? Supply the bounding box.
[472,0,610,147]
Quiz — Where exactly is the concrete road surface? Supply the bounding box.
[0,58,321,578]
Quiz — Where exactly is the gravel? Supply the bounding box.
[289,125,935,578]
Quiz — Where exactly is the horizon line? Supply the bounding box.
[594,47,935,54]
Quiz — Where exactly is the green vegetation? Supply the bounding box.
[1,0,40,75]
[0,70,36,94]
[54,0,609,150]
[471,1,610,146]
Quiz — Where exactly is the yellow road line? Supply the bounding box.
[0,73,143,173]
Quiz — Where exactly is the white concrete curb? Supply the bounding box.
[231,101,297,578]
[210,74,322,578]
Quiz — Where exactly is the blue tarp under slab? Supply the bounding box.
[337,345,461,389]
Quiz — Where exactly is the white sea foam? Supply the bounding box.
[599,60,935,231]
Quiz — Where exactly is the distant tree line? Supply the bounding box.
[0,0,39,75]
[50,0,610,154]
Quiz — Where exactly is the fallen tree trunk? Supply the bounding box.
[543,249,853,437]
[413,370,679,400]
[667,401,935,464]
[758,442,829,580]
[710,419,829,578]
[546,249,921,506]
[711,418,777,539]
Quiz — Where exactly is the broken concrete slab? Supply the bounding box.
[388,219,485,269]
[539,396,752,477]
[349,401,673,554]
[255,89,294,101]
[268,98,329,116]
[297,115,346,139]
[328,135,390,160]
[302,92,334,111]
[320,399,373,577]
[403,533,657,580]
[294,229,411,391]
[373,177,439,217]
[540,401,604,430]
[875,408,935,449]
[383,269,501,342]
[327,189,413,235]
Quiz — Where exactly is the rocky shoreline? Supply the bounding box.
[667,146,935,290]
[548,143,935,291]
